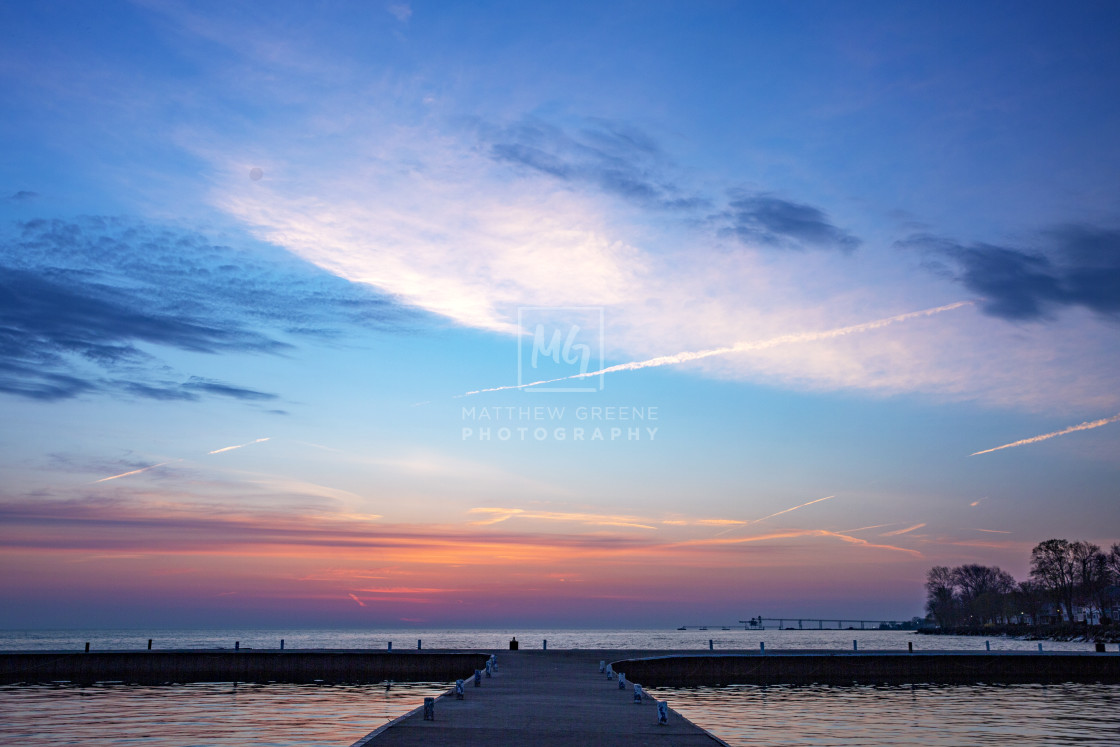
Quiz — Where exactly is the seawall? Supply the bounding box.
[0,650,489,685]
[612,651,1120,686]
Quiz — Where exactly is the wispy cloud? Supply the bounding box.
[93,461,177,483]
[209,437,271,455]
[970,413,1120,455]
[746,495,836,526]
[468,507,657,530]
[463,303,972,396]
[972,528,1012,534]
[347,592,365,607]
[672,529,922,558]
[880,523,926,536]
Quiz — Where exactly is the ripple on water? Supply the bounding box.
[647,682,1120,746]
[0,681,451,747]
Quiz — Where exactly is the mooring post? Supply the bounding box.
[853,640,858,652]
[657,701,669,725]
[709,639,713,650]
[606,663,614,679]
[148,639,152,650]
[417,639,422,650]
[388,641,392,652]
[455,679,465,699]
[423,697,435,721]
[486,661,492,677]
[633,683,643,703]
[543,639,547,650]
[279,639,284,650]
[1038,643,1044,652]
[235,641,240,651]
[618,672,626,689]
[986,640,991,651]
[599,660,606,673]
[908,641,913,653]
[760,641,765,654]
[84,642,89,653]
[474,669,482,686]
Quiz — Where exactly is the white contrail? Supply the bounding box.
[461,301,972,396]
[971,413,1120,456]
[751,494,836,524]
[93,461,176,483]
[715,494,836,536]
[208,437,271,455]
[880,522,926,537]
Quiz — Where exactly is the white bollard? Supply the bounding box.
[633,683,643,703]
[618,672,626,689]
[455,679,464,700]
[657,701,669,725]
[606,663,614,679]
[599,660,606,673]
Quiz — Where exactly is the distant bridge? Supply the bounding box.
[739,616,915,630]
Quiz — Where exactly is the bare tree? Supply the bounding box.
[1030,539,1078,622]
[1012,580,1046,626]
[1072,541,1109,624]
[1107,543,1120,581]
[952,564,1016,624]
[925,566,958,628]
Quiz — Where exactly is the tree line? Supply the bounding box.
[925,539,1120,628]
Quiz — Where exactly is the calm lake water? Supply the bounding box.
[1,628,1116,746]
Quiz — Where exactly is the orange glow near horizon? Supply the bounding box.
[0,490,946,626]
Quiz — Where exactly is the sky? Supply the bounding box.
[1,0,1118,630]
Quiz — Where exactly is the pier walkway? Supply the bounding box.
[351,649,728,746]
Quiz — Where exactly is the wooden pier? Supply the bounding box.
[351,649,728,746]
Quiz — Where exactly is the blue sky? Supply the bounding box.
[1,0,1118,629]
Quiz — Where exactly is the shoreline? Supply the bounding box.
[917,624,1120,643]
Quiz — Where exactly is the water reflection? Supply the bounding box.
[0,681,450,747]
[648,682,1120,746]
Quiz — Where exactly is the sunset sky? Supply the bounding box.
[2,1,1118,629]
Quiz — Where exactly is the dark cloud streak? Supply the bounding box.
[483,117,711,211]
[900,225,1120,321]
[0,217,416,403]
[723,193,861,252]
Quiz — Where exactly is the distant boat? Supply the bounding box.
[698,626,708,631]
[721,626,731,631]
[677,626,686,630]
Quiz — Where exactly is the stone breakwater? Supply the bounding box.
[0,650,490,685]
